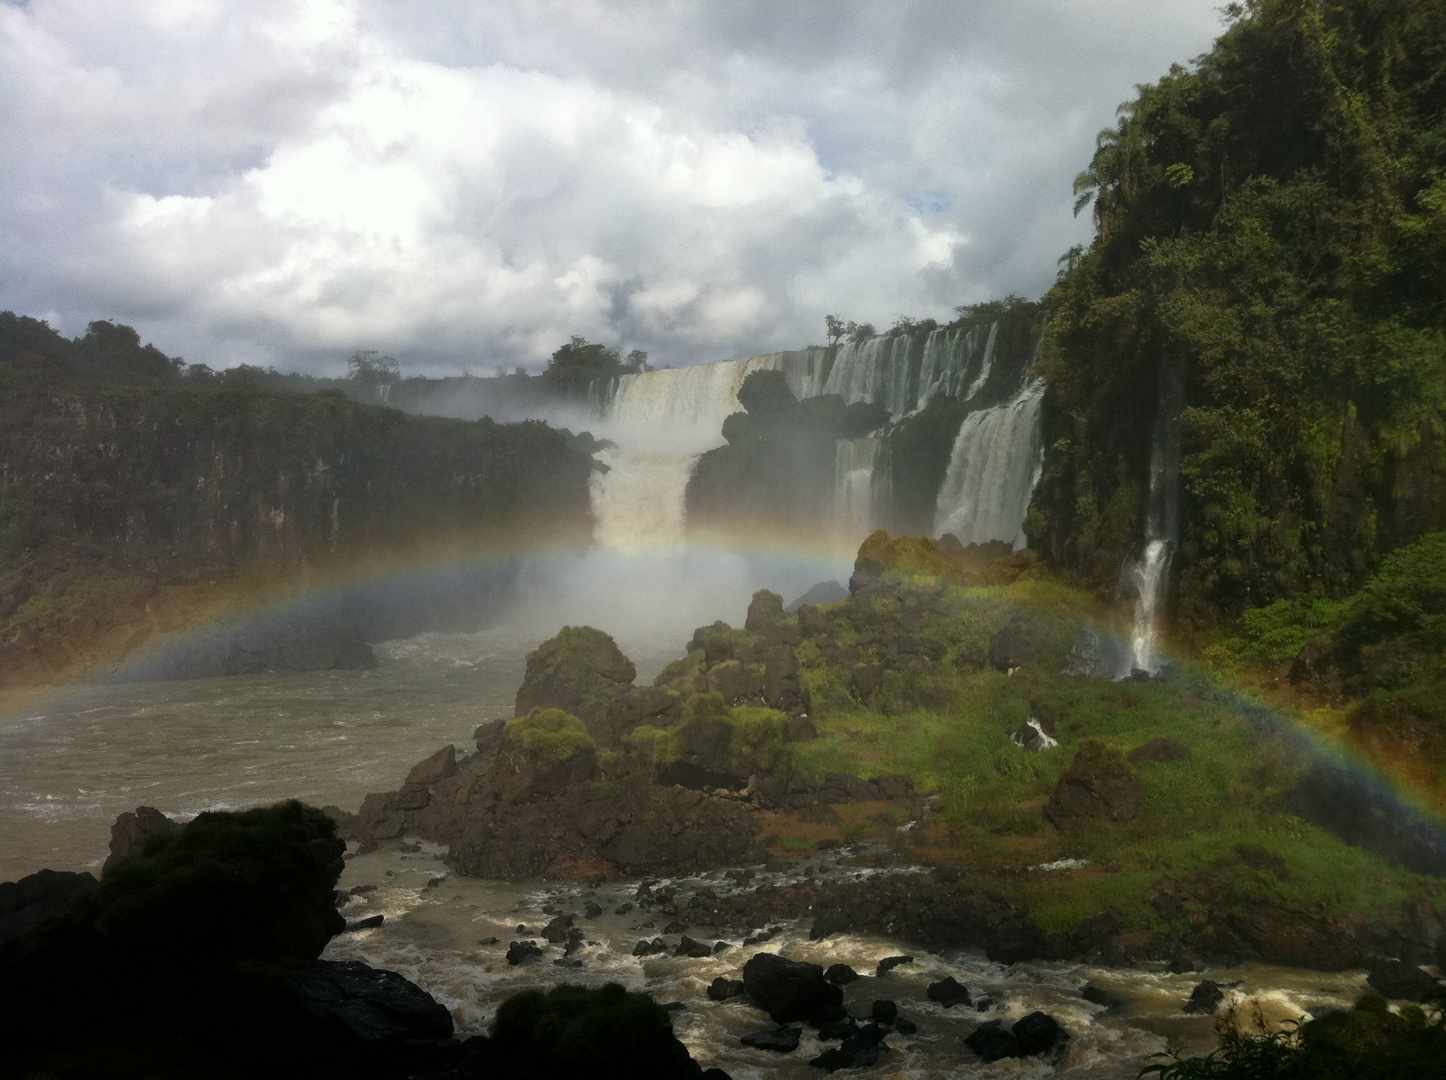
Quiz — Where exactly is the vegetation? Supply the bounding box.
[1031,0,1446,620]
[506,709,596,761]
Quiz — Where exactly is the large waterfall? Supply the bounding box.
[932,381,1045,547]
[587,320,1043,552]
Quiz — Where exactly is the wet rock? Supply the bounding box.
[0,869,95,945]
[543,914,574,943]
[1043,741,1145,831]
[1081,982,1126,1010]
[584,901,603,919]
[1010,718,1058,752]
[283,959,454,1045]
[1183,980,1225,1015]
[1013,1011,1067,1057]
[743,929,775,946]
[740,1026,800,1052]
[564,927,586,956]
[816,1013,859,1040]
[850,663,883,699]
[707,977,746,1001]
[404,744,457,787]
[514,626,636,717]
[1129,737,1190,765]
[870,773,915,801]
[926,976,971,1008]
[506,940,543,965]
[662,919,687,934]
[811,1023,888,1072]
[894,1016,917,1034]
[870,1000,897,1025]
[675,935,713,958]
[875,955,913,976]
[965,1020,1019,1062]
[102,805,180,876]
[615,902,634,915]
[824,963,859,985]
[344,914,384,932]
[633,937,668,957]
[742,953,843,1025]
[744,590,789,637]
[1367,959,1440,1001]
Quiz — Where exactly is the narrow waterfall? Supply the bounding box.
[932,382,1045,547]
[588,447,697,550]
[1121,360,1184,676]
[834,438,889,541]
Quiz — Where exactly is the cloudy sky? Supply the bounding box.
[1,0,1225,375]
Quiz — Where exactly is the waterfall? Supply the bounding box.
[588,448,697,550]
[1120,360,1184,676]
[932,381,1045,547]
[834,438,889,541]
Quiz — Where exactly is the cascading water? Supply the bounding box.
[588,448,696,550]
[834,438,889,539]
[932,381,1045,547]
[1120,360,1184,676]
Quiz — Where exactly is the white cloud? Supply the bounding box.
[0,0,1226,373]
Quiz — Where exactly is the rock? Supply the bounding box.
[894,1016,917,1034]
[102,805,180,875]
[824,963,859,985]
[740,1026,800,1052]
[926,976,971,1008]
[1013,1011,1066,1056]
[1010,718,1059,752]
[1043,741,1145,831]
[615,903,634,915]
[745,590,788,636]
[0,868,95,944]
[965,1020,1019,1062]
[875,954,913,976]
[742,953,844,1025]
[584,902,603,919]
[818,772,877,804]
[810,1023,889,1072]
[675,935,713,958]
[989,615,1054,671]
[514,626,636,717]
[850,663,884,699]
[870,773,915,801]
[633,937,668,957]
[344,914,384,932]
[1183,980,1225,1015]
[870,1000,897,1024]
[507,940,544,965]
[788,582,849,611]
[543,914,574,943]
[707,977,746,1002]
[1367,959,1440,1001]
[1080,982,1126,1010]
[283,959,454,1045]
[816,1013,859,1040]
[1129,737,1190,765]
[404,744,457,787]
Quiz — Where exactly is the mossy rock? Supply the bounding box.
[506,708,595,761]
[515,626,635,716]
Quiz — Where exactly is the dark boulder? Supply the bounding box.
[1043,741,1145,831]
[824,963,859,985]
[282,958,454,1045]
[1128,737,1190,765]
[816,1013,859,1040]
[344,914,384,932]
[542,914,574,943]
[633,937,668,957]
[1081,982,1126,1010]
[740,1026,800,1052]
[675,935,713,958]
[101,805,180,875]
[507,940,544,965]
[1367,959,1440,1001]
[1013,1011,1067,1057]
[742,952,843,1025]
[1183,980,1225,1015]
[870,1000,897,1025]
[809,1023,888,1073]
[875,955,913,976]
[0,868,95,944]
[926,976,971,1008]
[707,977,746,1001]
[965,1020,1019,1062]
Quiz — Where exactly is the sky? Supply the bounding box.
[0,0,1226,376]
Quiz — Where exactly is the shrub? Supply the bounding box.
[505,708,595,761]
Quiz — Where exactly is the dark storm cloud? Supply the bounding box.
[0,0,1225,374]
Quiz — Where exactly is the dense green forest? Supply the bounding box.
[1031,0,1446,622]
[0,313,594,685]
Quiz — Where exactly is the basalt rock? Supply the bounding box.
[742,953,843,1026]
[926,976,971,1008]
[102,805,180,875]
[0,868,95,944]
[1043,741,1145,831]
[515,626,636,718]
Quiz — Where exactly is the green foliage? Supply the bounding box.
[1034,0,1446,619]
[1208,597,1347,667]
[1144,993,1446,1080]
[725,705,792,775]
[490,982,688,1079]
[505,708,595,761]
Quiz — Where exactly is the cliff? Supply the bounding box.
[0,314,595,685]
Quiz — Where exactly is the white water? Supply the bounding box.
[834,438,888,539]
[591,324,1040,550]
[932,381,1046,547]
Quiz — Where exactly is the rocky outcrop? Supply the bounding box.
[0,868,95,944]
[102,805,180,875]
[742,953,843,1025]
[1043,742,1145,832]
[515,626,637,717]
